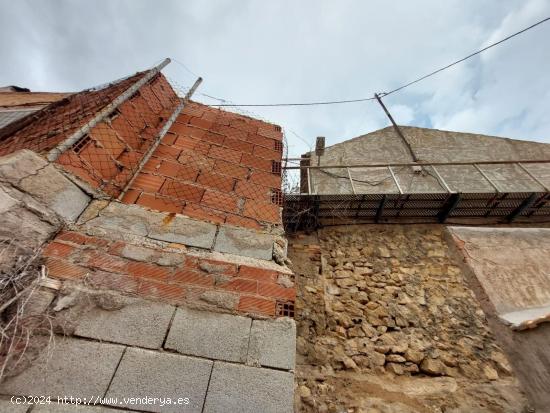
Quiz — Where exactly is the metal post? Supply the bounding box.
[374,93,419,162]
[375,194,387,223]
[474,164,501,193]
[307,167,313,195]
[346,168,356,194]
[506,193,538,222]
[431,165,453,193]
[437,193,461,223]
[118,76,203,200]
[388,166,403,194]
[47,58,172,162]
[517,162,549,191]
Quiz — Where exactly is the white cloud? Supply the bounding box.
[0,0,549,153]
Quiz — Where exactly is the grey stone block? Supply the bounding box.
[247,318,296,370]
[19,164,90,222]
[165,307,251,362]
[0,150,90,222]
[0,149,48,182]
[149,215,217,249]
[33,403,126,412]
[203,362,294,413]
[87,214,149,237]
[106,347,212,413]
[74,298,175,349]
[0,337,124,399]
[120,244,156,262]
[214,227,274,260]
[0,398,28,413]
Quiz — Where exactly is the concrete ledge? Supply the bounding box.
[165,307,251,363]
[203,362,294,413]
[82,202,218,249]
[214,227,274,260]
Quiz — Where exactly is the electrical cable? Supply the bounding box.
[209,16,550,107]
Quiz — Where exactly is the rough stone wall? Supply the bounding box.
[290,224,529,413]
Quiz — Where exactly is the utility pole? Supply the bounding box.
[374,93,419,163]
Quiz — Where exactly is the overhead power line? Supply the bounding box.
[380,16,550,97]
[211,16,550,107]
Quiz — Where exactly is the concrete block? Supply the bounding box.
[149,214,217,249]
[247,318,296,370]
[21,288,56,317]
[0,337,124,399]
[203,362,294,413]
[0,149,48,182]
[0,398,28,412]
[0,150,90,222]
[106,347,212,413]
[120,244,156,262]
[19,164,90,222]
[214,226,274,260]
[74,298,175,349]
[165,307,251,362]
[86,213,149,237]
[33,403,125,412]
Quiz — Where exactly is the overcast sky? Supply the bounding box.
[1,0,549,157]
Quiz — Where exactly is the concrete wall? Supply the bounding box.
[309,126,550,194]
[0,292,296,412]
[290,224,530,413]
[447,226,550,411]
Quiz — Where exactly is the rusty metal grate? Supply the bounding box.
[272,160,282,174]
[71,134,92,154]
[276,300,295,317]
[271,188,283,206]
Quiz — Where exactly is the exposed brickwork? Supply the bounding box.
[42,233,293,318]
[54,73,179,197]
[122,101,284,230]
[2,67,294,325]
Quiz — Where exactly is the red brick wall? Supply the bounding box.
[122,102,284,230]
[56,74,180,197]
[44,231,294,318]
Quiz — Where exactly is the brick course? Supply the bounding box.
[42,233,292,318]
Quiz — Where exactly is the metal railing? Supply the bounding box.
[283,159,550,195]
